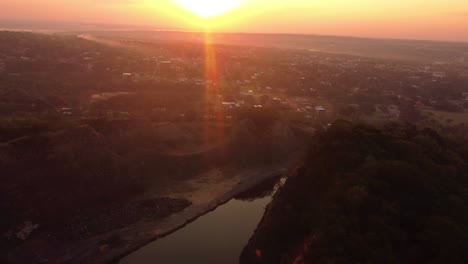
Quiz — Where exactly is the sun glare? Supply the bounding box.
[174,0,242,18]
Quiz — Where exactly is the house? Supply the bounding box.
[433,72,446,78]
[122,73,140,81]
[60,107,73,116]
[315,106,327,120]
[315,106,326,112]
[222,102,237,108]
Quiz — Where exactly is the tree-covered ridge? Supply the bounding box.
[241,121,468,264]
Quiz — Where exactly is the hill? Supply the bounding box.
[241,120,468,264]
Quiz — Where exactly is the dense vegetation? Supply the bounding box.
[0,106,302,261]
[241,120,468,264]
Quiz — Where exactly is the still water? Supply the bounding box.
[120,176,282,264]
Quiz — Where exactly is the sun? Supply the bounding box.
[174,0,242,18]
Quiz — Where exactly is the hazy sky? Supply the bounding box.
[1,0,468,41]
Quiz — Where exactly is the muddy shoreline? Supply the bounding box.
[60,163,293,264]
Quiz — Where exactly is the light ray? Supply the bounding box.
[203,31,225,148]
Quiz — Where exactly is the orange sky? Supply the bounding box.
[1,0,468,42]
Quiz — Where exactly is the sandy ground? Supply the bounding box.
[56,161,295,264]
[160,168,244,205]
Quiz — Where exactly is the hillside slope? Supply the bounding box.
[241,120,468,264]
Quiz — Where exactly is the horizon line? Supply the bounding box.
[1,18,467,45]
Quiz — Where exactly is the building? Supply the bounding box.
[222,102,237,108]
[315,106,327,121]
[433,72,446,78]
[315,106,326,112]
[60,107,73,116]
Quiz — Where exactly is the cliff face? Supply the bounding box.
[241,121,468,264]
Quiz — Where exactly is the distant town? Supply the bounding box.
[1,32,468,132]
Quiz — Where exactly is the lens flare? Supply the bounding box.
[202,32,225,147]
